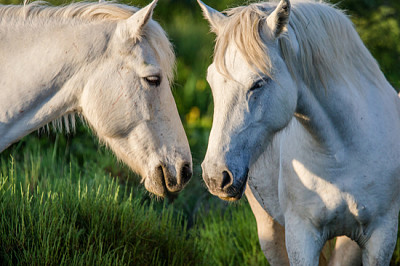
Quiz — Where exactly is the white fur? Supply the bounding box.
[0,1,192,197]
[199,0,400,265]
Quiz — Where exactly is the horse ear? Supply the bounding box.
[266,0,291,38]
[118,0,158,40]
[197,0,226,34]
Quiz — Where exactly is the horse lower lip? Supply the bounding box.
[166,185,182,194]
[216,188,244,201]
[216,180,247,201]
[218,196,240,202]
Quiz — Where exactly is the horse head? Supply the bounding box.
[198,0,297,201]
[79,0,192,197]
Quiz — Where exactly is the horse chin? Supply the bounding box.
[215,180,247,202]
[218,195,241,202]
[217,189,245,201]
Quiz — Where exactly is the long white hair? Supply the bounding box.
[213,0,385,90]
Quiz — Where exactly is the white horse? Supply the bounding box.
[0,0,192,198]
[198,0,400,265]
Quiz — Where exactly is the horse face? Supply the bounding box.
[81,1,192,198]
[202,44,297,201]
[199,0,296,201]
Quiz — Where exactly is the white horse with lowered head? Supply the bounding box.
[0,0,192,198]
[199,0,400,265]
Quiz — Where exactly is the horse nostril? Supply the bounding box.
[221,170,233,189]
[157,165,174,188]
[180,163,192,184]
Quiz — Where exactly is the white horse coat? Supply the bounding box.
[0,1,192,197]
[199,0,400,265]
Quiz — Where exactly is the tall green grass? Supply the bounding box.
[0,136,269,265]
[0,154,202,265]
[194,206,268,266]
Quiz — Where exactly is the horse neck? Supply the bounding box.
[0,19,111,151]
[294,74,399,162]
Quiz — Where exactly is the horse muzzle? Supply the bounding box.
[144,161,192,198]
[202,164,249,201]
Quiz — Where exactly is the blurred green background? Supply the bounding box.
[0,0,399,265]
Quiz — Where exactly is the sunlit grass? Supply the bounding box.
[0,149,202,265]
[0,135,269,265]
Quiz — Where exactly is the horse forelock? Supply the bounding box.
[214,0,386,91]
[214,2,275,79]
[0,1,175,84]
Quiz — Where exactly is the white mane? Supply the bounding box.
[0,1,175,133]
[0,1,175,84]
[214,0,386,90]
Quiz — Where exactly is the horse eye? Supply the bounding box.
[250,79,265,91]
[249,77,271,91]
[144,75,161,87]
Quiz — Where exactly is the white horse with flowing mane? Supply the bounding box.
[0,0,192,198]
[198,0,400,265]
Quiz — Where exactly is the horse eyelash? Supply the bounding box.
[249,77,271,91]
[144,75,161,87]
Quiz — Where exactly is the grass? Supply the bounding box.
[0,152,202,265]
[0,133,268,265]
[194,207,268,266]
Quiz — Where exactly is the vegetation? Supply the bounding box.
[0,158,200,265]
[0,0,399,265]
[0,139,264,265]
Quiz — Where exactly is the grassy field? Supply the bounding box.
[0,132,268,265]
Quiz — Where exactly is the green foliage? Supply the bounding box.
[353,6,400,89]
[331,0,400,89]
